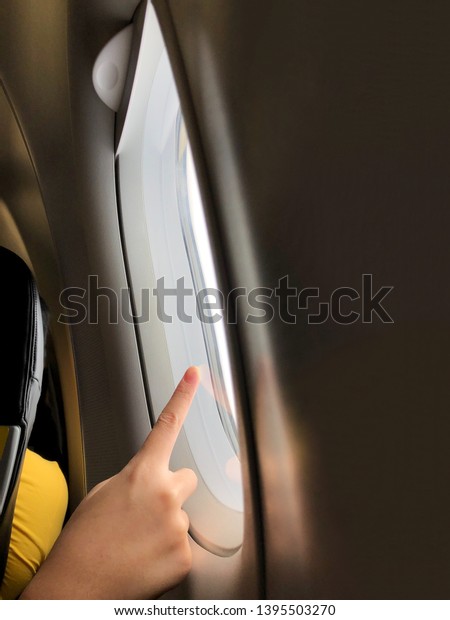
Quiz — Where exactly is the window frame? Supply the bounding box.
[115,3,244,556]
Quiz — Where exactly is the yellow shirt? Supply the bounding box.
[0,449,68,599]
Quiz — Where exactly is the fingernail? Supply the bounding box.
[184,366,200,385]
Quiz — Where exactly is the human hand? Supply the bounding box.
[20,366,200,600]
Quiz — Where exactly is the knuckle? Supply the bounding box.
[166,511,190,545]
[158,485,178,509]
[177,510,190,535]
[173,522,186,542]
[157,410,179,433]
[186,469,198,488]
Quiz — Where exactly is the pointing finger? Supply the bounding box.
[141,366,200,466]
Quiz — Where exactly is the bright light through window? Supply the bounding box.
[176,115,238,454]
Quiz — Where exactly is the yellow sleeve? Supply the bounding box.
[0,449,68,600]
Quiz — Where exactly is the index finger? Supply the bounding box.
[141,366,200,466]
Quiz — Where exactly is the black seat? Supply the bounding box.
[0,247,44,580]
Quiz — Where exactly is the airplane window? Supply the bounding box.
[115,3,243,554]
[141,48,243,512]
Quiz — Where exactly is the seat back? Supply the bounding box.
[0,247,44,580]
